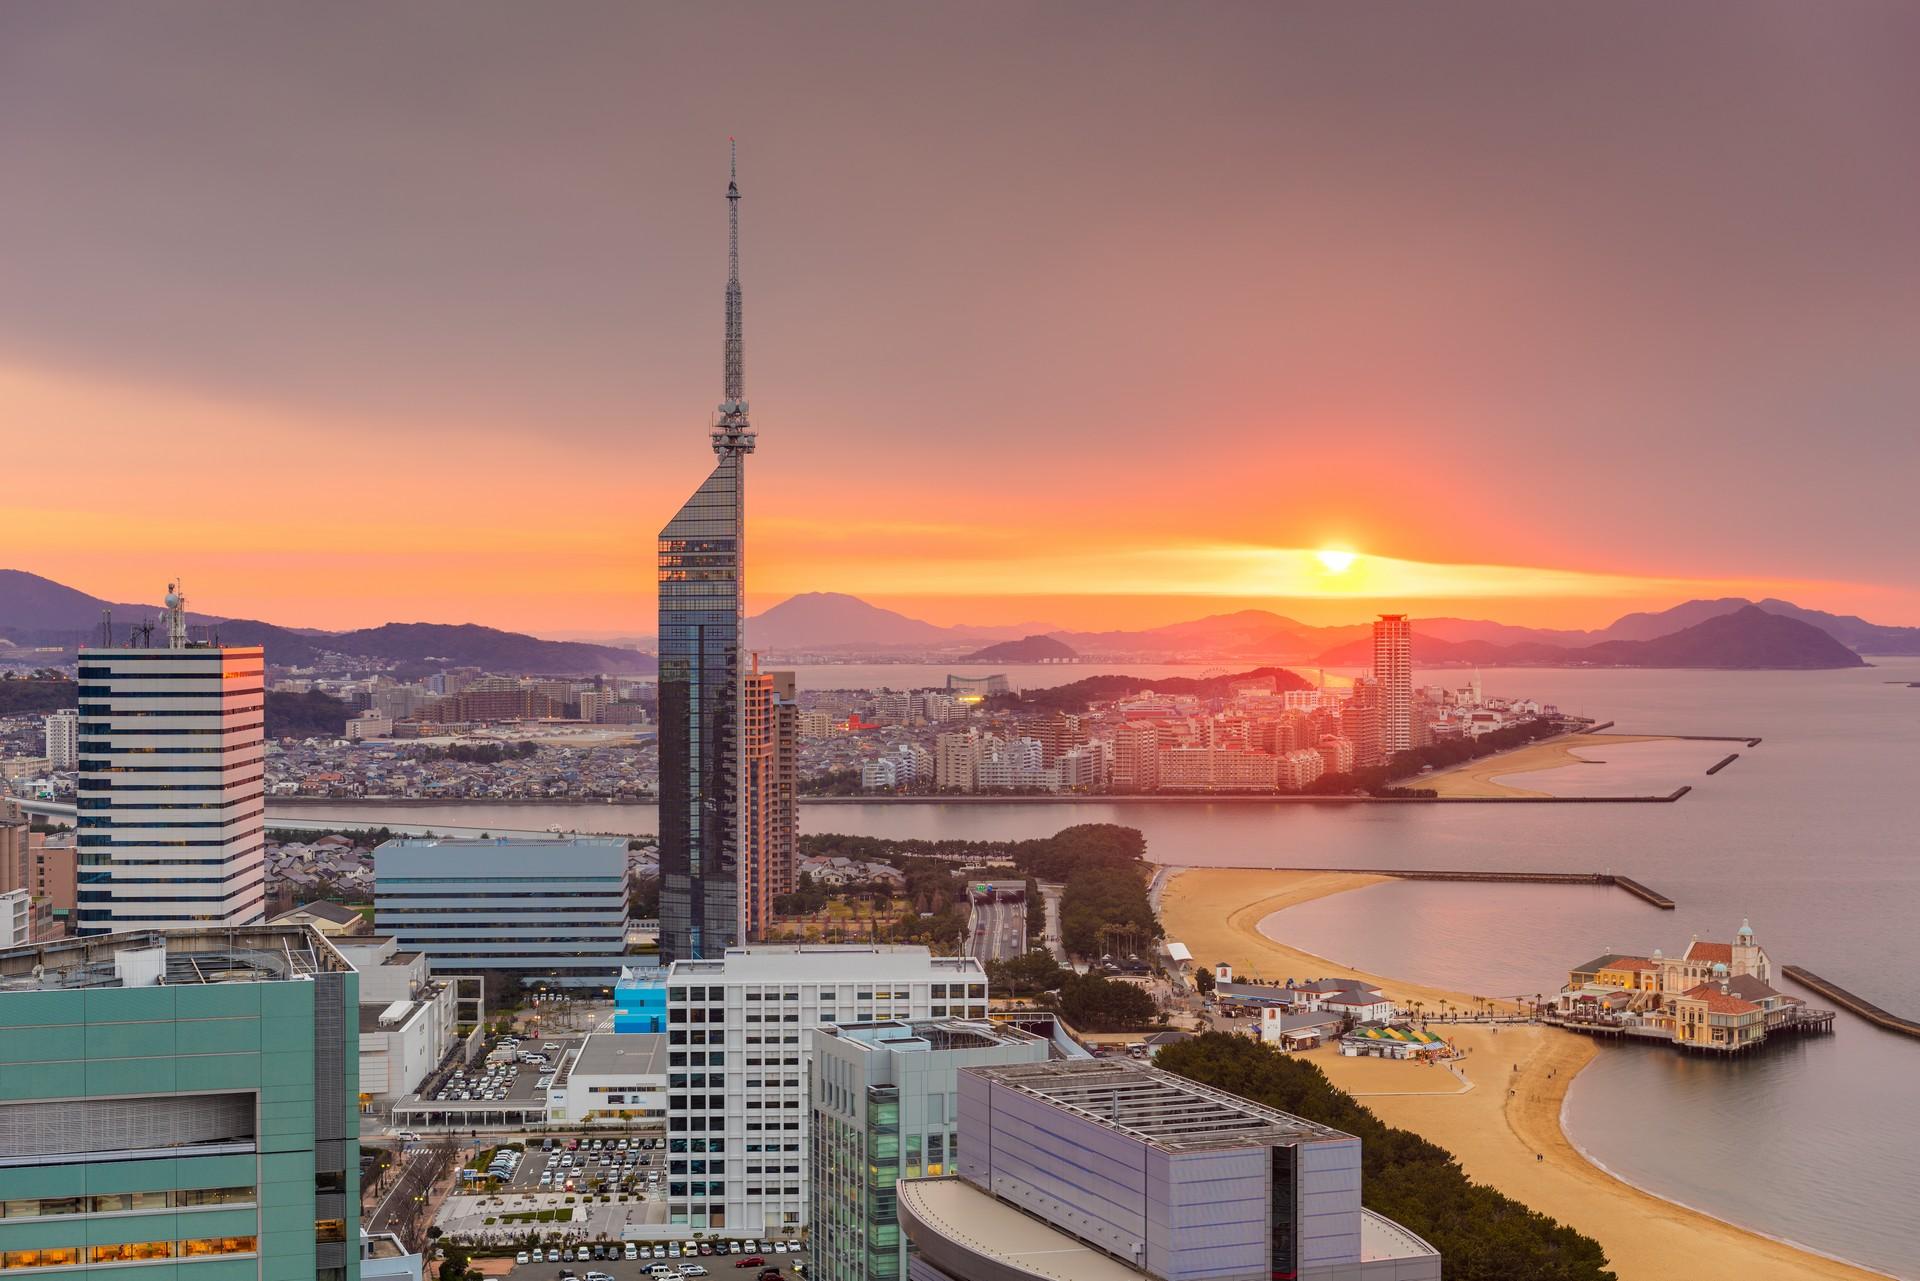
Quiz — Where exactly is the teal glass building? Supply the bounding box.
[0,926,360,1280]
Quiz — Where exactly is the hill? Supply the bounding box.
[1054,609,1334,658]
[993,665,1315,714]
[744,592,1039,651]
[0,570,652,675]
[1315,605,1865,669]
[960,634,1079,663]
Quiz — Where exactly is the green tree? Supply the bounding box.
[1194,966,1216,996]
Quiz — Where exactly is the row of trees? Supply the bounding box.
[404,740,540,764]
[984,951,1163,1031]
[1155,1034,1615,1281]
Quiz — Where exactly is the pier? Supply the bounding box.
[1704,753,1740,775]
[1783,966,1920,1040]
[1255,867,1676,908]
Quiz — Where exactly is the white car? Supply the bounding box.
[515,1252,529,1265]
[624,1244,640,1261]
[681,1267,709,1278]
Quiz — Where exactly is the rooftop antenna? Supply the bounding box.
[134,618,157,649]
[98,609,113,648]
[711,137,755,457]
[165,580,189,650]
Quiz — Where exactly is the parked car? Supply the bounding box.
[515,1252,530,1265]
[624,1244,640,1261]
[734,1258,764,1269]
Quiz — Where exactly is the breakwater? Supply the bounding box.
[1245,866,1675,908]
[1782,966,1920,1040]
[1705,753,1740,775]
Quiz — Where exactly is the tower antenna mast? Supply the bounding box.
[712,137,755,456]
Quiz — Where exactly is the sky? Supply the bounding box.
[2,2,1916,636]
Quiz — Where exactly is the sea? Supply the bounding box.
[273,659,1920,1278]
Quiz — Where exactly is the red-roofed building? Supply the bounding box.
[1671,980,1767,1049]
[1656,918,1771,994]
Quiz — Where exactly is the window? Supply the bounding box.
[4,1248,81,1269]
[91,1242,173,1264]
[180,1237,257,1258]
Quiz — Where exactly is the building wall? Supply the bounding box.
[74,647,267,934]
[664,950,988,1236]
[373,837,629,988]
[0,966,360,1281]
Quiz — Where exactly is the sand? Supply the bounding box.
[1161,866,1524,1014]
[1421,733,1666,798]
[1162,868,1886,1281]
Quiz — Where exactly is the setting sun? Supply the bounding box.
[1316,549,1358,574]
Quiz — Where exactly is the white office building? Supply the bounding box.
[336,935,466,1101]
[43,708,78,771]
[545,1032,670,1126]
[374,836,630,989]
[74,587,266,934]
[0,888,29,948]
[662,945,989,1238]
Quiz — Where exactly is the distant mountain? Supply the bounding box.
[744,592,1040,651]
[1751,599,1920,656]
[960,634,1079,663]
[1053,610,1346,658]
[0,570,652,675]
[1315,605,1865,669]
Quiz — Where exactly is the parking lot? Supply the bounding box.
[506,1136,666,1195]
[501,1242,808,1281]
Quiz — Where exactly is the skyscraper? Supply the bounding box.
[659,143,757,961]
[1373,613,1413,758]
[75,583,267,934]
[742,662,797,939]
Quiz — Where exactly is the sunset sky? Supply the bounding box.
[2,3,1916,635]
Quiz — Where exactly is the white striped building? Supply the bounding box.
[74,629,267,933]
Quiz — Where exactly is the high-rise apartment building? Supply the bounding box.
[0,925,362,1281]
[75,584,266,935]
[1342,676,1383,771]
[661,946,989,1238]
[374,836,630,989]
[809,1019,1048,1281]
[1110,722,1161,791]
[44,707,78,771]
[900,1059,1440,1281]
[933,731,984,792]
[743,665,798,939]
[1372,614,1413,758]
[659,145,758,962]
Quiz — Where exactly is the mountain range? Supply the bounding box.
[741,589,1917,662]
[0,570,654,675]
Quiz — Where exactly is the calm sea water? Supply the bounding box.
[276,660,1920,1276]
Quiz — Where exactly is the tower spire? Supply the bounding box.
[713,137,754,455]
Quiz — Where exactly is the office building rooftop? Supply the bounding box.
[967,1059,1351,1152]
[0,925,352,992]
[824,1018,1043,1055]
[571,1032,669,1076]
[666,944,984,983]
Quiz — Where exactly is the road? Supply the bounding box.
[966,893,1027,963]
[1038,882,1069,965]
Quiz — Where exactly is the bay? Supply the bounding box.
[273,659,1920,1277]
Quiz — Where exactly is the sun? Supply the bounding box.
[1315,549,1358,574]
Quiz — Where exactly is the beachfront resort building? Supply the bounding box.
[899,1058,1440,1281]
[1555,919,1832,1053]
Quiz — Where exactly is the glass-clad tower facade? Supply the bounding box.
[659,142,756,962]
[657,456,746,961]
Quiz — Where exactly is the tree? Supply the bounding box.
[1051,974,1160,1031]
[987,950,1067,998]
[1194,966,1216,996]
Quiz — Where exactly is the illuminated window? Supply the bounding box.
[3,1247,81,1268]
[90,1242,173,1264]
[180,1237,257,1257]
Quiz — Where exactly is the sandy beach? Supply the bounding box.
[1160,868,1886,1281]
[1421,733,1666,798]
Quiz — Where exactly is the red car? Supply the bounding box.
[733,1259,764,1269]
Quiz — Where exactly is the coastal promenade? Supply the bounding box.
[1161,868,1887,1281]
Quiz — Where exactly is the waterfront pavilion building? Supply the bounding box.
[900,1058,1439,1281]
[809,1020,1049,1281]
[0,925,361,1280]
[373,837,629,990]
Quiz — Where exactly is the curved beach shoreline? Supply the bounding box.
[1159,868,1886,1281]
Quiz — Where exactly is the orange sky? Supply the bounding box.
[2,7,1916,636]
[2,358,1906,635]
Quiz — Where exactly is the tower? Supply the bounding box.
[658,142,758,961]
[1373,614,1413,758]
